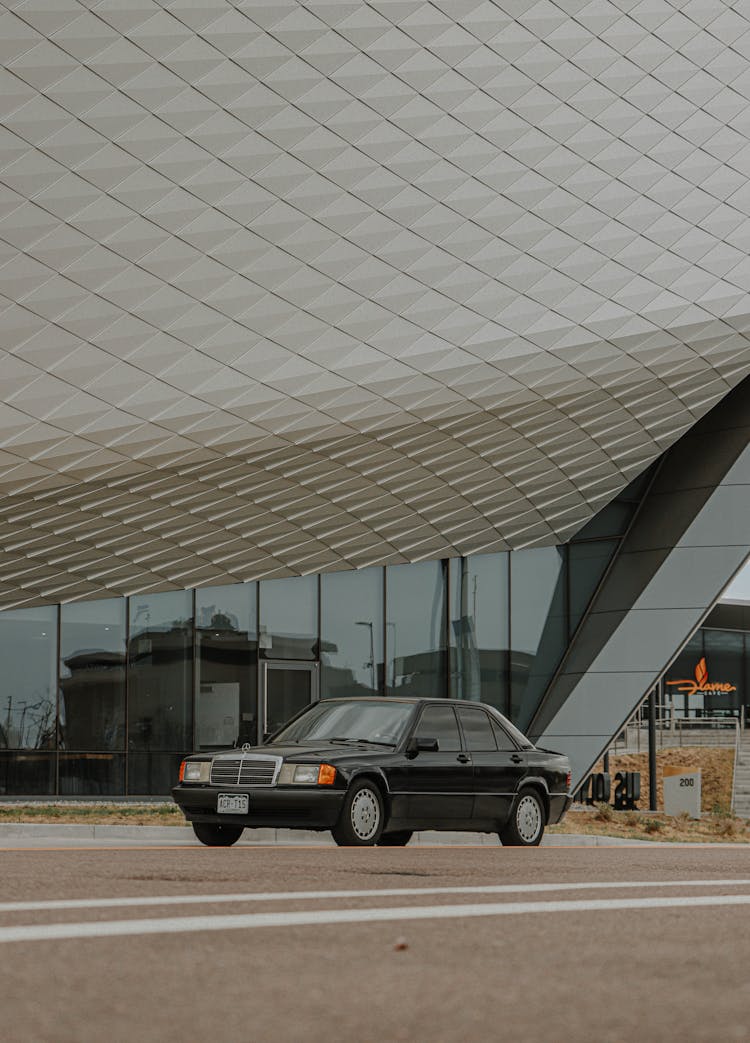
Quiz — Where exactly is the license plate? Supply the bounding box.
[217,793,249,814]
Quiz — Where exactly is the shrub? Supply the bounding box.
[594,802,614,822]
[643,818,663,834]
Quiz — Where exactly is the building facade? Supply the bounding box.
[2,1,750,793]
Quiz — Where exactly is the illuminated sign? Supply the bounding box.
[666,656,737,696]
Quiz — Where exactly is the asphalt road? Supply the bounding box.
[3,838,750,1043]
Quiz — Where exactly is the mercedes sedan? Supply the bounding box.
[172,697,571,847]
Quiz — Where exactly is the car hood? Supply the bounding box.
[211,742,388,762]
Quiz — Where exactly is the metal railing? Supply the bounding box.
[612,715,740,754]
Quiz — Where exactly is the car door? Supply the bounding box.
[402,704,474,824]
[455,706,528,825]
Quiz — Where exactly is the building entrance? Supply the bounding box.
[261,661,319,738]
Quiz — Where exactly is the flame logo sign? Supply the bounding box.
[667,656,736,696]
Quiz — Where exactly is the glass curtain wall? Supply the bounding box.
[449,554,509,711]
[259,576,317,660]
[386,561,446,698]
[59,598,126,795]
[128,590,193,794]
[321,568,383,697]
[195,584,257,750]
[0,606,57,795]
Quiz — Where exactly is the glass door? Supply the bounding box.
[261,660,319,738]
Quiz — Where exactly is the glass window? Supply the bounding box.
[510,547,566,725]
[321,568,383,697]
[0,752,55,794]
[272,699,413,746]
[59,753,125,795]
[568,540,617,636]
[491,718,516,751]
[128,590,192,754]
[702,630,743,717]
[128,752,185,795]
[665,632,704,718]
[259,575,317,660]
[196,584,257,749]
[450,554,509,711]
[60,598,126,751]
[457,706,496,751]
[386,561,446,698]
[417,704,460,751]
[0,606,57,751]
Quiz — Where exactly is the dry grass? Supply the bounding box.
[0,803,186,826]
[549,806,750,843]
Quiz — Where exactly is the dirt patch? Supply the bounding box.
[549,806,750,843]
[591,747,735,813]
[0,803,186,826]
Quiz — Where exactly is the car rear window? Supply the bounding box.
[457,707,497,751]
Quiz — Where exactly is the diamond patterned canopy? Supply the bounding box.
[0,0,750,607]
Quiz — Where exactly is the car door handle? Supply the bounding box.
[457,754,471,764]
[511,754,523,763]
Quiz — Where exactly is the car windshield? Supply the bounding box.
[270,700,414,747]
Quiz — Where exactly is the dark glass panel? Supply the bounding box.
[59,753,125,795]
[510,547,567,726]
[0,752,55,795]
[568,540,618,636]
[196,584,257,749]
[457,707,497,751]
[664,632,704,718]
[60,598,126,751]
[416,704,460,751]
[127,752,184,795]
[265,666,314,735]
[449,554,509,712]
[128,591,192,753]
[702,630,743,716]
[321,568,383,697]
[572,462,657,541]
[386,561,446,698]
[491,718,516,751]
[259,576,317,660]
[0,607,57,751]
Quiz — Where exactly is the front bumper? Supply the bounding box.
[172,783,346,831]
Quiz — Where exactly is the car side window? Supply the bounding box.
[417,705,461,752]
[490,718,516,751]
[457,708,497,752]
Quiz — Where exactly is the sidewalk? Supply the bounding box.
[0,822,658,846]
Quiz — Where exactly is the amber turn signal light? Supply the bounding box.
[317,764,337,785]
[178,760,187,782]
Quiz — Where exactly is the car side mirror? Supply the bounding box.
[406,736,439,759]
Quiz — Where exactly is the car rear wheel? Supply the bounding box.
[331,780,385,846]
[377,830,413,847]
[192,822,244,847]
[499,789,545,847]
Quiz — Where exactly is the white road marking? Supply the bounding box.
[2,878,750,914]
[3,892,750,944]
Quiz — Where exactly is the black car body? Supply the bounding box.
[172,697,572,847]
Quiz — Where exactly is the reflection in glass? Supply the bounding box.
[0,752,55,795]
[568,540,617,636]
[0,607,57,751]
[510,547,566,726]
[265,666,314,735]
[59,753,125,795]
[450,555,509,711]
[665,632,704,718]
[128,752,185,796]
[386,562,446,698]
[321,568,383,697]
[128,590,192,754]
[196,584,257,749]
[259,576,317,660]
[702,630,743,717]
[60,598,126,751]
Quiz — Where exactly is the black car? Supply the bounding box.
[172,697,572,847]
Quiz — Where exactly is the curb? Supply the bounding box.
[0,822,657,845]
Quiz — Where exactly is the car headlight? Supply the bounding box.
[181,760,210,783]
[278,763,337,785]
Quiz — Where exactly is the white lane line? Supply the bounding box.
[3,893,750,944]
[3,878,750,914]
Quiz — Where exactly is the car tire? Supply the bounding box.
[192,822,244,847]
[331,779,385,846]
[499,789,545,847]
[377,830,413,847]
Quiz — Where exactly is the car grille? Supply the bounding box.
[210,756,278,787]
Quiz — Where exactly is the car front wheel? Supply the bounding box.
[331,780,385,846]
[192,822,244,847]
[499,789,545,847]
